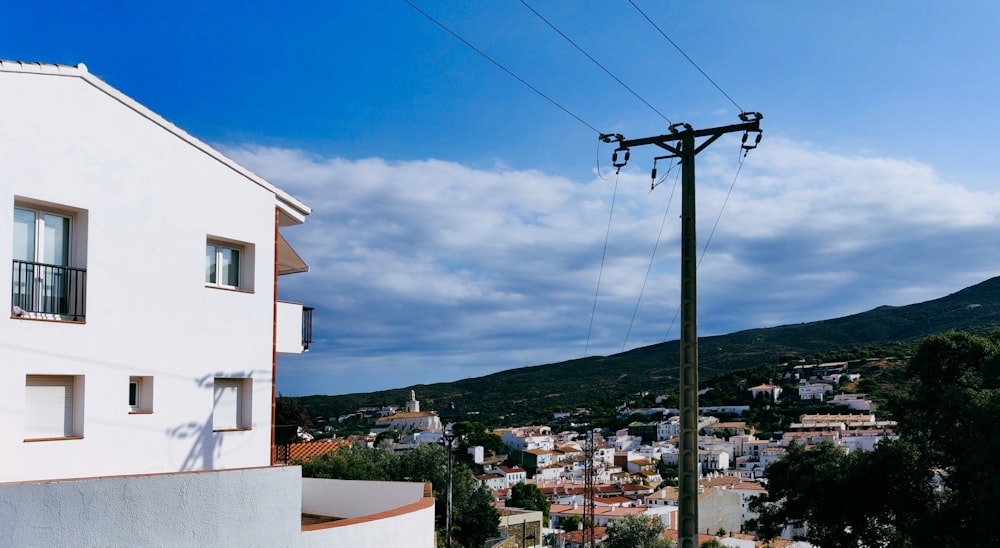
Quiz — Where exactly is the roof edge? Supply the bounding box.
[0,60,311,221]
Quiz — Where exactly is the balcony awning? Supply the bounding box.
[277,233,309,275]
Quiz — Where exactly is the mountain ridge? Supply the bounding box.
[297,276,1000,426]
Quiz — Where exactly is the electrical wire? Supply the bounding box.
[628,0,744,114]
[584,170,621,357]
[662,140,752,342]
[595,139,610,181]
[622,162,681,351]
[699,146,747,267]
[403,0,605,135]
[519,0,672,126]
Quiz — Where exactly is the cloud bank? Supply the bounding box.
[222,138,1000,396]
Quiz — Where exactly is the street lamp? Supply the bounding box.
[442,428,457,547]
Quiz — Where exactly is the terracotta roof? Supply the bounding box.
[557,526,608,544]
[375,411,438,421]
[289,441,345,462]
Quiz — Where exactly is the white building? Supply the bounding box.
[0,60,433,547]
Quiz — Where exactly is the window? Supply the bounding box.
[25,375,84,440]
[12,201,87,321]
[205,238,254,291]
[213,377,251,431]
[128,376,154,413]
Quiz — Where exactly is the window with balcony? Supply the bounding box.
[212,377,251,431]
[25,375,84,440]
[12,201,87,321]
[205,238,254,291]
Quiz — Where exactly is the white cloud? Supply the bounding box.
[224,139,1000,396]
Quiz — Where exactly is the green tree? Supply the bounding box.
[700,539,724,548]
[299,444,392,481]
[275,395,311,428]
[749,439,932,547]
[603,513,673,548]
[506,482,551,526]
[891,330,1000,546]
[560,514,586,532]
[374,429,400,447]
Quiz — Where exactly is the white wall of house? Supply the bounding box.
[0,63,308,482]
[0,466,302,547]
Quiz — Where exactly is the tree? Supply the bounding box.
[560,514,586,532]
[603,513,673,548]
[299,444,392,481]
[374,429,400,447]
[700,540,724,548]
[890,330,1000,546]
[275,395,311,429]
[506,482,550,525]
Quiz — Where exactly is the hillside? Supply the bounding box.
[296,276,1000,428]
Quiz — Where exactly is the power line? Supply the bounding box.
[519,0,672,125]
[623,161,680,351]
[628,0,744,113]
[403,0,605,135]
[584,170,621,358]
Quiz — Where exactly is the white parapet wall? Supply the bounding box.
[0,466,302,547]
[300,478,436,548]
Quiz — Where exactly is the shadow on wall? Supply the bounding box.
[165,369,267,471]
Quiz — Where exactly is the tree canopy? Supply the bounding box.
[506,482,550,525]
[603,513,673,548]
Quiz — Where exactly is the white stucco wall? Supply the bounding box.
[276,300,305,354]
[300,478,436,548]
[0,64,305,482]
[0,466,301,547]
[302,477,427,518]
[299,499,436,548]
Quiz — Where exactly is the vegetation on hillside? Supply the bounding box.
[291,276,1000,433]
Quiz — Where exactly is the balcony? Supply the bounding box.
[11,260,87,321]
[277,301,314,354]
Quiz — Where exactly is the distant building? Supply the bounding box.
[749,383,782,401]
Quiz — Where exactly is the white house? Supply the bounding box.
[798,383,834,401]
[0,60,433,547]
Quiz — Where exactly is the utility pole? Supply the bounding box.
[607,113,762,548]
[583,428,596,547]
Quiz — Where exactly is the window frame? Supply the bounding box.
[212,377,252,431]
[205,237,254,292]
[24,374,85,441]
[12,198,88,322]
[128,375,154,414]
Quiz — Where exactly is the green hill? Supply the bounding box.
[297,276,1000,430]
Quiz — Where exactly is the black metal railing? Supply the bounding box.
[11,260,87,321]
[302,306,314,350]
[274,424,297,464]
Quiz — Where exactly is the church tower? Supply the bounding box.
[405,390,420,413]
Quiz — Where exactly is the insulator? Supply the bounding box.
[612,147,630,168]
[651,167,657,180]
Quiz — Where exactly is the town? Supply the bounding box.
[280,357,896,547]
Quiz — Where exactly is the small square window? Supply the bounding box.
[128,376,154,413]
[213,377,251,431]
[205,238,254,291]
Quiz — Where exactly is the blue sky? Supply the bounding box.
[7,2,1000,396]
